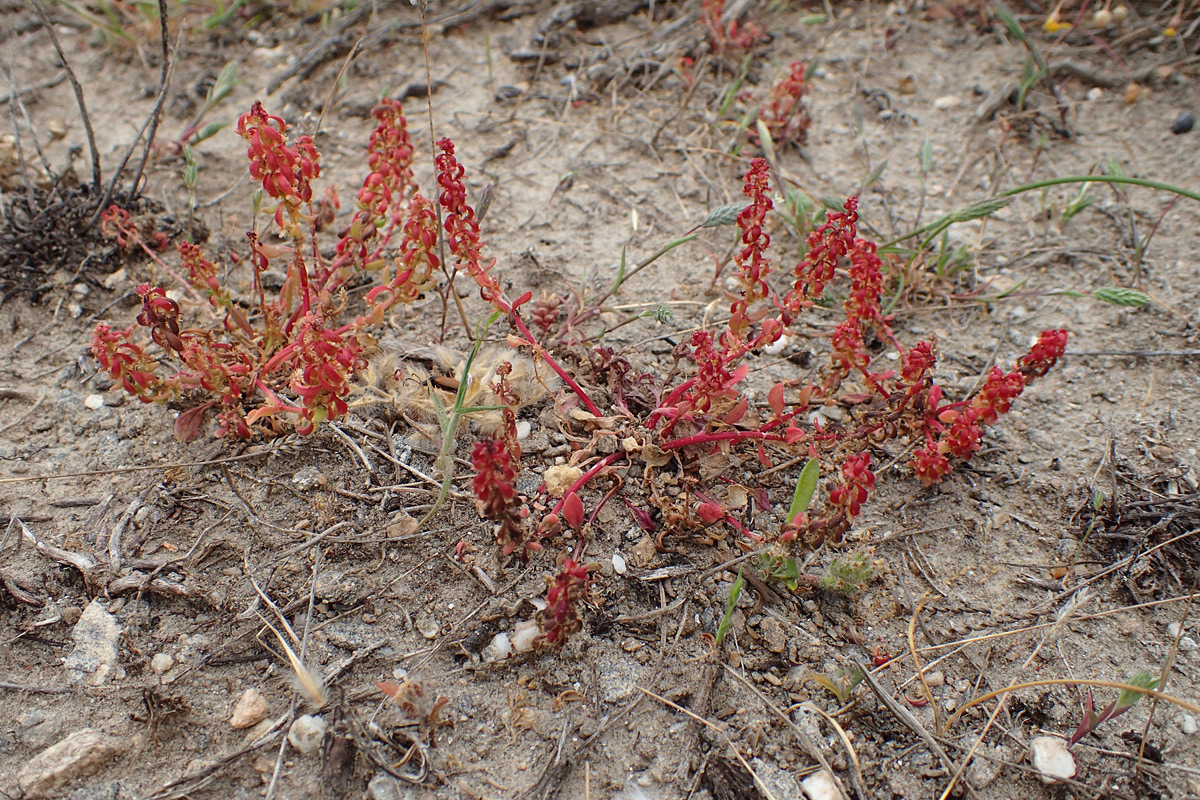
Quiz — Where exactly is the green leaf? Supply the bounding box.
[191,121,228,145]
[715,566,744,646]
[1115,670,1160,712]
[860,160,887,193]
[995,4,1027,42]
[787,458,820,523]
[799,13,827,25]
[756,118,777,167]
[1091,287,1148,307]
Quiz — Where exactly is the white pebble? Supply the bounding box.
[84,394,105,410]
[763,335,789,356]
[933,95,962,110]
[1168,622,1186,638]
[515,420,532,441]
[801,769,841,800]
[612,553,627,575]
[1180,636,1198,651]
[1086,87,1104,101]
[1029,736,1077,784]
[482,633,512,662]
[1179,714,1199,735]
[287,715,327,755]
[150,653,174,674]
[510,620,540,653]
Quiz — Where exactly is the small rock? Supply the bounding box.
[1086,87,1104,101]
[1168,621,1186,638]
[967,745,1005,788]
[510,620,539,653]
[1181,636,1199,651]
[369,772,420,800]
[17,729,125,799]
[64,599,124,685]
[150,653,174,675]
[1029,736,1077,784]
[287,715,327,755]
[933,95,962,110]
[83,394,105,411]
[1179,714,1199,735]
[1171,111,1195,135]
[416,617,440,640]
[924,670,946,688]
[515,420,532,440]
[801,769,841,800]
[102,268,127,290]
[760,616,788,654]
[292,466,327,491]
[612,552,627,575]
[482,632,512,662]
[630,535,657,567]
[230,688,270,729]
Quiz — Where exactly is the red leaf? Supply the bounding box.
[767,382,785,416]
[174,403,212,442]
[562,492,584,529]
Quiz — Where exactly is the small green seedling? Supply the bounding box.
[715,566,745,647]
[1068,670,1160,746]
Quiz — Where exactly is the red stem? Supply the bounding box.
[550,453,624,515]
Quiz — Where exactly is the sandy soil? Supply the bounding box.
[2,2,1199,799]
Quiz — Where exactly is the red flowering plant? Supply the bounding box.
[92,99,438,440]
[631,156,1068,577]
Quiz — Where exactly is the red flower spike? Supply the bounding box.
[135,284,183,352]
[538,559,590,647]
[1019,329,1069,379]
[728,158,773,342]
[785,197,860,314]
[472,436,533,558]
[435,138,504,307]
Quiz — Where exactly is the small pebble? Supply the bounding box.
[1086,87,1104,101]
[1029,736,1077,784]
[924,670,946,688]
[612,552,627,575]
[1179,714,1199,735]
[801,769,841,800]
[482,633,512,662]
[933,95,962,110]
[1171,111,1195,135]
[150,653,174,674]
[1180,636,1198,651]
[287,715,327,755]
[230,688,270,729]
[84,394,105,410]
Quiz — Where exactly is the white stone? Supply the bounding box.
[1180,636,1198,651]
[510,620,540,653]
[1179,714,1199,735]
[64,599,124,685]
[17,728,125,799]
[933,95,962,110]
[84,394,105,410]
[764,335,789,355]
[801,769,842,800]
[1086,87,1104,101]
[924,670,946,688]
[1168,621,1186,637]
[287,714,328,755]
[230,688,270,729]
[1029,736,1077,784]
[612,552,627,575]
[482,632,513,662]
[150,653,174,674]
[515,420,532,441]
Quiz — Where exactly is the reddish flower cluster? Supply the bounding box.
[237,101,320,228]
[435,138,503,305]
[334,99,416,275]
[701,0,768,55]
[538,559,589,647]
[99,204,167,251]
[91,325,169,403]
[911,329,1069,486]
[756,61,812,149]
[284,314,366,433]
[658,330,750,437]
[784,197,860,315]
[135,283,183,352]
[828,452,876,520]
[363,194,439,320]
[727,158,773,342]
[471,436,533,558]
